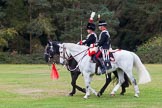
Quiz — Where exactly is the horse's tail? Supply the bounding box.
[132,52,151,84]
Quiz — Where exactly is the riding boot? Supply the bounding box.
[97,58,106,74]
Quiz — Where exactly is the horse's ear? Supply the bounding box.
[47,41,50,45]
[58,43,62,47]
[47,40,53,45]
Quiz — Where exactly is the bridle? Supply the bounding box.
[60,44,89,71]
[44,43,57,64]
[60,44,89,61]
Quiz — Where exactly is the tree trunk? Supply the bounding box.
[29,2,32,54]
[29,33,32,54]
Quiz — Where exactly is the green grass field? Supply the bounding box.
[0,64,161,108]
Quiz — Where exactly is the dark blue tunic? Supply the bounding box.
[98,30,111,49]
[82,33,97,47]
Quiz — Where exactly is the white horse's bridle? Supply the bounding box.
[59,44,89,71]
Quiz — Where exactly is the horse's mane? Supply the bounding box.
[64,43,88,52]
[51,41,60,54]
[52,41,61,46]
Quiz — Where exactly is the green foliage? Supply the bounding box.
[137,34,162,63]
[0,28,18,47]
[4,0,28,31]
[28,0,51,8]
[58,2,119,42]
[0,0,161,63]
[0,7,5,19]
[0,52,45,64]
[27,15,55,36]
[97,5,119,36]
[107,0,162,50]
[58,7,85,42]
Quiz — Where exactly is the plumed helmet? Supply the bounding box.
[87,23,96,31]
[98,20,107,26]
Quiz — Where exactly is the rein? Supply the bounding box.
[67,48,88,61]
[60,45,89,71]
[66,52,88,72]
[60,46,89,61]
[67,64,79,72]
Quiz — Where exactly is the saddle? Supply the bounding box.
[102,49,118,62]
[102,49,121,69]
[92,49,121,74]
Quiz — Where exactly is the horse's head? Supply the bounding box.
[59,43,71,65]
[44,41,60,63]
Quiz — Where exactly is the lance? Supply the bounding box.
[80,20,83,44]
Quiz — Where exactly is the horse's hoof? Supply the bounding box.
[97,92,102,97]
[83,94,90,99]
[120,89,126,95]
[83,96,88,99]
[110,94,115,97]
[120,92,125,95]
[134,94,139,98]
[68,93,74,96]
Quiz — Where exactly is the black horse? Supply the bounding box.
[44,41,130,96]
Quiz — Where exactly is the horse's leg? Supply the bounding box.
[133,79,140,97]
[68,71,76,96]
[74,71,86,93]
[89,87,97,96]
[89,75,97,96]
[69,71,85,96]
[126,72,140,97]
[120,73,130,95]
[113,71,126,95]
[113,71,129,95]
[97,73,112,97]
[110,70,125,96]
[120,85,126,95]
[83,72,91,99]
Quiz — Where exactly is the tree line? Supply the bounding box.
[0,0,161,54]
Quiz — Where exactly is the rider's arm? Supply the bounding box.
[82,34,96,46]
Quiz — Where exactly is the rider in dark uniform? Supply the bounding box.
[95,20,112,74]
[80,12,97,47]
[82,23,97,47]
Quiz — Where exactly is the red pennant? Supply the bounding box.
[51,64,59,79]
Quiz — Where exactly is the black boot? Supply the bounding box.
[97,58,106,74]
